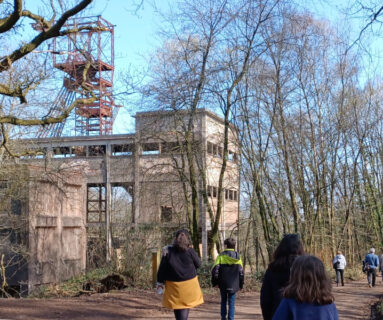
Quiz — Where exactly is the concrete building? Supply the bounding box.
[1,109,239,293]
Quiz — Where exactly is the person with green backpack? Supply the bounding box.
[211,238,244,320]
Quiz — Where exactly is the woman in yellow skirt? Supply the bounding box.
[157,229,204,320]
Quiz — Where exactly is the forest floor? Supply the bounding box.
[0,280,380,319]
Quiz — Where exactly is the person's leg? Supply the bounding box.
[372,269,377,287]
[340,269,344,286]
[220,290,227,320]
[367,270,372,287]
[335,270,339,286]
[174,309,190,320]
[227,292,237,320]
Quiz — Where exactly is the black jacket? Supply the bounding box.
[211,249,244,293]
[260,266,291,320]
[157,246,201,283]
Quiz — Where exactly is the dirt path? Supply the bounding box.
[0,280,380,319]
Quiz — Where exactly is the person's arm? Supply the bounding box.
[270,299,292,320]
[260,269,274,320]
[211,263,220,287]
[239,265,244,290]
[189,248,201,269]
[157,255,168,284]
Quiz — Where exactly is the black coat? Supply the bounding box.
[260,266,290,320]
[157,246,201,283]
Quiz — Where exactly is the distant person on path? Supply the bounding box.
[211,238,244,320]
[332,251,346,286]
[379,252,383,284]
[156,229,203,320]
[272,255,339,320]
[363,248,379,288]
[260,234,305,320]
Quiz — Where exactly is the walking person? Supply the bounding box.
[272,255,339,320]
[363,248,379,287]
[156,229,203,320]
[379,252,383,284]
[260,234,305,320]
[332,251,346,286]
[211,238,244,320]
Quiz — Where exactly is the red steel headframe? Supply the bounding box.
[51,15,119,136]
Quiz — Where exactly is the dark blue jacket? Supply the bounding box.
[211,249,244,293]
[272,298,339,320]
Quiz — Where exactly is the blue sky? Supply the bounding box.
[87,1,168,133]
[24,0,383,134]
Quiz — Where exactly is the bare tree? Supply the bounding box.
[0,0,97,155]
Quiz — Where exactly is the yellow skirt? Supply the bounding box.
[162,276,204,309]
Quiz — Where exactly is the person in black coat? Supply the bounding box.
[156,229,203,320]
[260,234,305,320]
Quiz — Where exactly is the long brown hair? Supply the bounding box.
[269,234,304,271]
[173,229,191,251]
[283,255,334,305]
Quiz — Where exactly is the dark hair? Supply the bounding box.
[269,234,304,271]
[224,238,236,249]
[283,255,334,305]
[173,229,191,251]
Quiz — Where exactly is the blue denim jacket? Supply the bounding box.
[364,253,379,269]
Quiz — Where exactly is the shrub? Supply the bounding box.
[197,260,214,288]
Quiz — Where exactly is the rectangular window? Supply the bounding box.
[162,142,181,154]
[53,146,72,158]
[88,145,106,157]
[72,146,86,157]
[142,143,160,155]
[207,142,214,155]
[161,206,172,222]
[207,185,212,197]
[217,146,223,158]
[212,186,217,198]
[112,144,134,156]
[11,199,22,215]
[87,184,106,223]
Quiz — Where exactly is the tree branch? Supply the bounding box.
[21,10,51,31]
[0,0,93,72]
[0,93,96,126]
[0,0,22,33]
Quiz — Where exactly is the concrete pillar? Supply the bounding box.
[133,137,141,227]
[105,144,113,262]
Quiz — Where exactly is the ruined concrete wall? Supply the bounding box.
[204,114,239,230]
[27,164,87,292]
[0,165,30,294]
